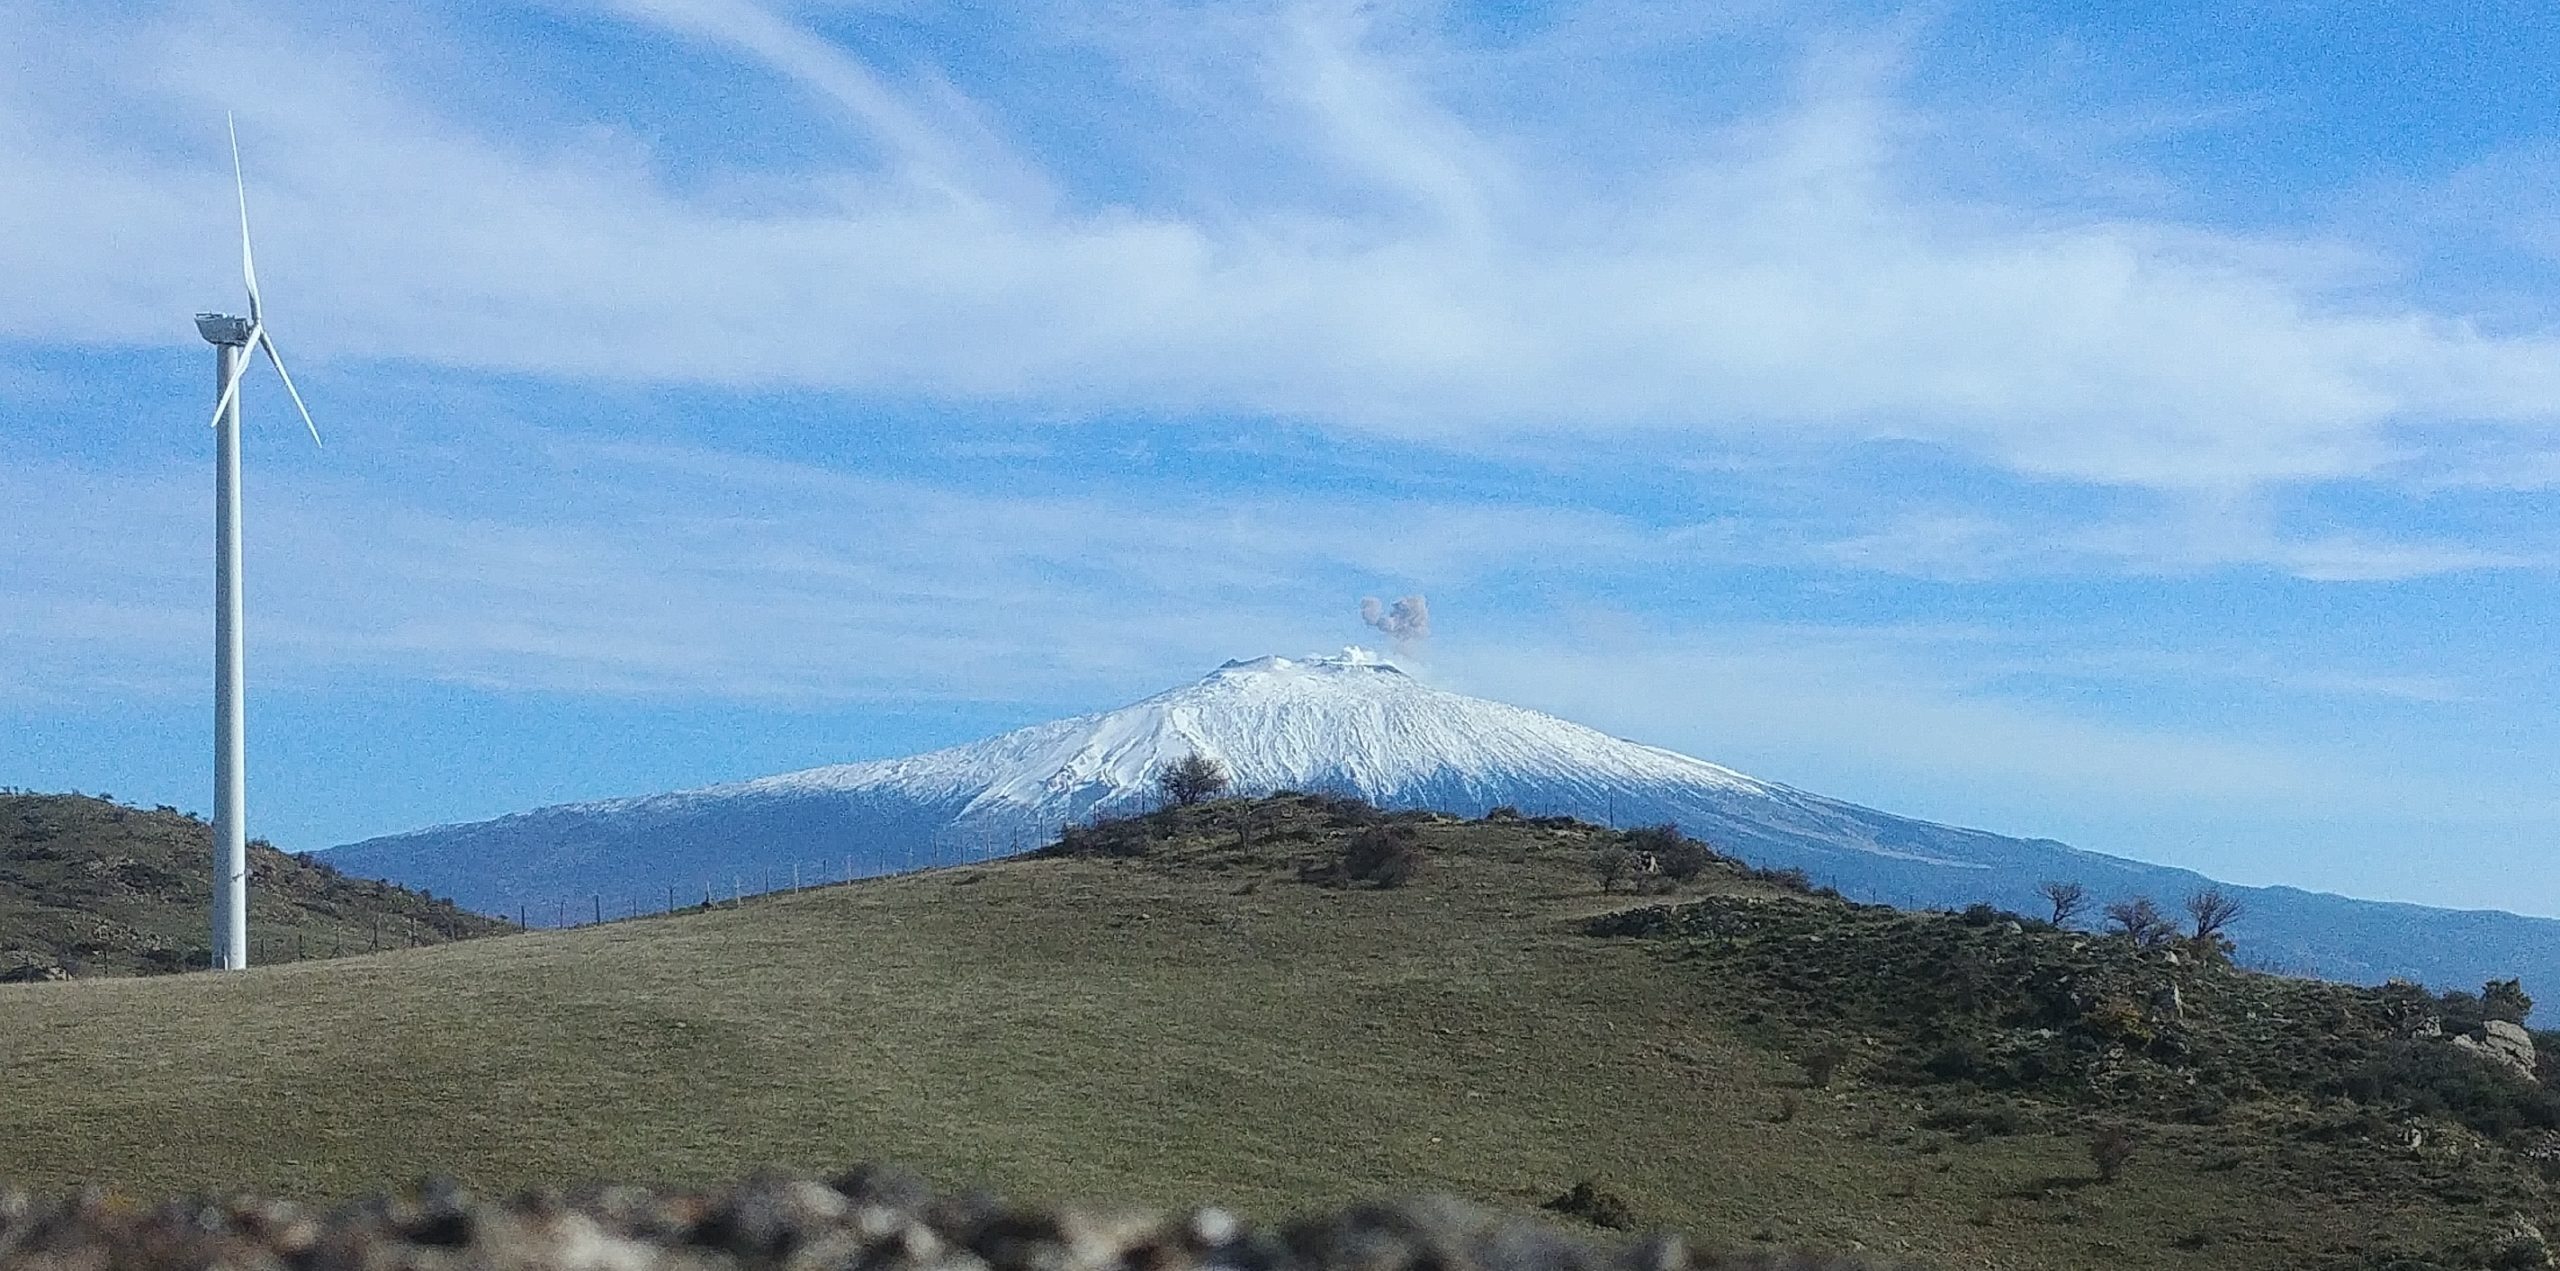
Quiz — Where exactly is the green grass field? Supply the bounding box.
[2,797,2551,1269]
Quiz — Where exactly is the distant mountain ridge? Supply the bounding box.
[327,652,2560,997]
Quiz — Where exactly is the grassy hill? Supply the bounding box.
[0,792,512,977]
[3,793,2557,1269]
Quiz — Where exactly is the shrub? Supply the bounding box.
[2082,995,2153,1046]
[1043,816,1152,859]
[1921,1102,2024,1140]
[2185,886,2244,940]
[1592,847,1634,893]
[1613,825,1718,882]
[1922,1039,1988,1082]
[2438,989,2489,1038]
[1156,754,1230,807]
[2036,880,2088,927]
[1342,827,1423,888]
[1797,1038,1855,1088]
[2103,896,2176,949]
[1541,1180,1635,1231]
[1307,793,1384,828]
[1485,805,1523,821]
[2486,978,2535,1025]
[1621,823,1684,854]
[2333,1039,2560,1138]
[2088,1124,2137,1182]
[2181,887,2244,963]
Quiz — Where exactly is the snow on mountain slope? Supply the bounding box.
[735,652,1770,824]
[326,652,2560,999]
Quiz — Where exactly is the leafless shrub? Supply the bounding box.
[2036,880,2087,927]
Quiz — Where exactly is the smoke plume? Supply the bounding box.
[1359,594,1431,653]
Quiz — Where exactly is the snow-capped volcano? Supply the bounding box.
[742,652,1771,830]
[329,653,2560,998]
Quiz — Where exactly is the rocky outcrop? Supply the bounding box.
[2492,1214,2554,1269]
[0,1170,1911,1271]
[2453,1019,2540,1081]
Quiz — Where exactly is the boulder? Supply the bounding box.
[2453,1020,2539,1081]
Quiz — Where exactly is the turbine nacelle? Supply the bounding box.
[195,313,253,347]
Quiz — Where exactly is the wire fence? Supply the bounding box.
[493,830,1037,930]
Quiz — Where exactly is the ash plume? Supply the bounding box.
[1359,594,1431,653]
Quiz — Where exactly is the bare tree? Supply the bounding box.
[1156,754,1231,807]
[2103,896,2175,949]
[2037,880,2089,927]
[2184,887,2244,941]
[1592,846,1633,894]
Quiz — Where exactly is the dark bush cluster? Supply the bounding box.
[1340,826,1424,888]
[1302,792,1387,829]
[1540,1180,1636,1231]
[2328,1040,2560,1138]
[1744,865,1827,896]
[1038,815,1155,859]
[2102,896,2177,949]
[1155,754,1231,807]
[1620,824,1718,882]
[2486,979,2536,1025]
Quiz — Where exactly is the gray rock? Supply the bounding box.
[2148,982,2185,1025]
[2452,1021,2539,1081]
[0,1171,1923,1271]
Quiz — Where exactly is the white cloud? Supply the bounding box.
[0,434,1657,703]
[4,0,2559,493]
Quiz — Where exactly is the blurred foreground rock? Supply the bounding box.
[0,1169,1901,1271]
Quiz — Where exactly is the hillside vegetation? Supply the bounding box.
[3,794,2558,1269]
[0,792,510,978]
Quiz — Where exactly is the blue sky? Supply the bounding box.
[6,0,2560,914]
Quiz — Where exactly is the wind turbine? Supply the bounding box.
[192,115,320,972]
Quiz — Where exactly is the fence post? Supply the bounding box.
[593,894,602,925]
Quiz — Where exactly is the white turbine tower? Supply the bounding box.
[193,115,320,972]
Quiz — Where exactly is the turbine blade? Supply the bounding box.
[257,329,321,447]
[229,113,260,324]
[204,327,257,430]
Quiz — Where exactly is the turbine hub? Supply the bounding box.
[194,313,252,346]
